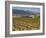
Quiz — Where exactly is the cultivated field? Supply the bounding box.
[12,16,40,31]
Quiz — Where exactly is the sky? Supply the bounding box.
[12,7,40,13]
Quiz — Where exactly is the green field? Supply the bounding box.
[12,16,40,31]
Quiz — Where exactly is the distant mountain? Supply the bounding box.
[12,9,40,16]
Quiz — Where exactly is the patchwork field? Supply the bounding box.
[12,16,40,31]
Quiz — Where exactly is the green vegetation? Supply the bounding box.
[12,16,40,31]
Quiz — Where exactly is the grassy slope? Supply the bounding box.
[12,16,40,31]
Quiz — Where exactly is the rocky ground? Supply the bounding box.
[12,21,40,31]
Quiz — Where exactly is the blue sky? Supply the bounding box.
[13,7,40,13]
